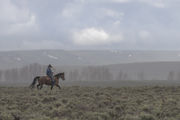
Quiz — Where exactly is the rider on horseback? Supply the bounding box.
[46,64,55,86]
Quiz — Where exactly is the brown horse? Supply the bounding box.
[30,72,65,90]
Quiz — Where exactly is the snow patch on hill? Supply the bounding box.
[15,57,22,61]
[47,54,58,60]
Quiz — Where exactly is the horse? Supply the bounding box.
[30,72,65,90]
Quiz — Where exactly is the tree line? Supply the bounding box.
[0,63,180,83]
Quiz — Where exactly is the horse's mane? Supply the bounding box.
[54,72,64,77]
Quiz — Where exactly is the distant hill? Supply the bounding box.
[1,50,180,69]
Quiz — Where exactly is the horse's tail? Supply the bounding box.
[30,76,40,89]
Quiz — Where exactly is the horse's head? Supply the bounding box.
[55,72,65,80]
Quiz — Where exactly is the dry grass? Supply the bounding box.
[0,86,180,120]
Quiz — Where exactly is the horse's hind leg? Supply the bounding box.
[37,84,40,89]
[40,85,43,89]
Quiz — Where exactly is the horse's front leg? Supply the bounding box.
[56,84,61,89]
[51,85,54,90]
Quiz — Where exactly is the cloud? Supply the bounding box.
[61,2,83,18]
[62,6,79,18]
[73,28,109,45]
[138,30,151,40]
[112,0,130,3]
[73,27,123,45]
[113,20,121,26]
[0,0,38,35]
[110,0,166,8]
[75,0,130,3]
[105,9,119,17]
[5,15,38,35]
[0,0,179,51]
[76,0,166,7]
[153,2,165,8]
[103,9,124,18]
[138,0,165,8]
[61,8,74,17]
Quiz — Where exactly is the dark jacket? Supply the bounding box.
[46,67,53,77]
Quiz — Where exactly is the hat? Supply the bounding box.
[48,64,52,67]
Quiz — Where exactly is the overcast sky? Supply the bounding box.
[0,0,180,51]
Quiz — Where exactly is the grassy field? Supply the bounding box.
[0,86,180,120]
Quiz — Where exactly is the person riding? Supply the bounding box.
[46,64,55,86]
